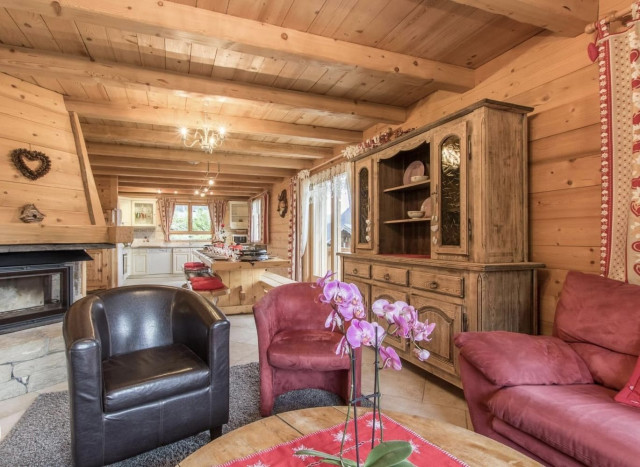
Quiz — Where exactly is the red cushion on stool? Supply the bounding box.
[184,262,207,271]
[190,276,226,291]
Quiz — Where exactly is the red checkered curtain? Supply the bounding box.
[596,3,640,283]
[208,199,226,237]
[157,197,176,242]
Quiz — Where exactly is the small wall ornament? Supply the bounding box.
[277,189,288,218]
[19,204,46,223]
[11,148,51,180]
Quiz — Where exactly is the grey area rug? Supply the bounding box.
[0,362,346,467]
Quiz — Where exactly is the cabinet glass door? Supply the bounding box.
[355,158,373,250]
[431,120,468,256]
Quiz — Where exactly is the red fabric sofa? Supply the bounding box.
[455,271,640,467]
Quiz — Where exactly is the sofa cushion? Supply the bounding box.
[569,342,637,390]
[615,356,640,408]
[554,271,640,389]
[102,343,210,413]
[488,384,640,467]
[455,331,592,386]
[268,330,351,371]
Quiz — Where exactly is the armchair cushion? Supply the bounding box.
[268,330,351,371]
[102,343,210,412]
[455,331,593,387]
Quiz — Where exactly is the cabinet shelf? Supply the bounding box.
[384,218,430,224]
[383,180,430,193]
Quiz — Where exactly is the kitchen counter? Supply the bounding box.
[192,250,290,314]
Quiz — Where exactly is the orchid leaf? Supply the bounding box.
[363,440,413,467]
[295,449,357,467]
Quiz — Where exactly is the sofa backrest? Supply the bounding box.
[553,271,640,389]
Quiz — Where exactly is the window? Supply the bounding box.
[250,198,262,242]
[170,203,211,235]
[306,172,351,280]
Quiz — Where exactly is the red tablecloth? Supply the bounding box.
[219,411,466,467]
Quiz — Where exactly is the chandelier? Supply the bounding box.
[180,117,226,153]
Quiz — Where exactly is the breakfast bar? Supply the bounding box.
[192,250,290,314]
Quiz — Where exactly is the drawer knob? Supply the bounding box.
[428,281,439,289]
[352,268,358,274]
[383,273,391,281]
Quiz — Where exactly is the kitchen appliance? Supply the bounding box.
[232,234,248,244]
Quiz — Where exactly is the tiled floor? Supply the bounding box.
[0,274,471,443]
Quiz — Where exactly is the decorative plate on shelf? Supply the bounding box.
[403,161,425,185]
[421,197,432,217]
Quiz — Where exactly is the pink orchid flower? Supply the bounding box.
[380,346,402,370]
[315,270,335,289]
[412,320,436,342]
[324,310,342,331]
[372,299,402,324]
[346,319,385,348]
[335,336,349,357]
[413,347,431,361]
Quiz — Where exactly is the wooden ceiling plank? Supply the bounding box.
[65,99,362,143]
[105,27,142,65]
[0,44,405,123]
[0,8,32,48]
[119,176,271,188]
[165,38,191,74]
[80,124,331,158]
[137,32,166,69]
[86,142,313,170]
[120,186,258,196]
[3,0,474,90]
[447,0,597,36]
[74,22,116,61]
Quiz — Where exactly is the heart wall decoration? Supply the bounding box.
[11,148,51,180]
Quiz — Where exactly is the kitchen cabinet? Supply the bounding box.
[173,248,191,273]
[341,100,542,387]
[132,249,147,275]
[146,248,172,274]
[86,249,115,291]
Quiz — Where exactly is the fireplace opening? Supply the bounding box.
[0,265,72,334]
[0,249,94,334]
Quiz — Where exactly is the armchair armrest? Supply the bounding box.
[454,331,593,387]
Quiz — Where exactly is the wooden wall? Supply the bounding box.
[268,178,291,277]
[362,5,615,335]
[0,72,108,244]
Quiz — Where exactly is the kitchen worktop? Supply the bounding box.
[129,241,209,249]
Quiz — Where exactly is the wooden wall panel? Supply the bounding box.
[374,9,606,334]
[268,178,291,278]
[0,72,109,245]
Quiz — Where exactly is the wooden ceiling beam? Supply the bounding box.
[91,167,280,183]
[0,45,405,123]
[4,0,474,91]
[81,124,331,159]
[120,186,256,196]
[66,100,361,144]
[86,143,313,170]
[88,155,294,178]
[449,0,597,36]
[118,177,270,189]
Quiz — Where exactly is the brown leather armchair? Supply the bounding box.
[253,282,362,416]
[63,285,230,467]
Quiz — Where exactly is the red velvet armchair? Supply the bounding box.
[253,282,362,416]
[455,271,640,467]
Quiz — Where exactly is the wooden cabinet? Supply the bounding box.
[86,248,115,291]
[341,100,542,387]
[354,158,374,251]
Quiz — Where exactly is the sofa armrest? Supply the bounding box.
[454,331,593,387]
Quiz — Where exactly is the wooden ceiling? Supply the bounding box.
[0,0,596,198]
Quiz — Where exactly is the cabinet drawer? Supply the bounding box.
[411,270,464,297]
[344,260,370,279]
[372,265,407,286]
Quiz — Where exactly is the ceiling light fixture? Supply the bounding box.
[179,113,226,154]
[193,162,221,198]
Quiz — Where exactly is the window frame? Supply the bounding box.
[169,202,212,234]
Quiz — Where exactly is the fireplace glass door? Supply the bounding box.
[0,265,72,333]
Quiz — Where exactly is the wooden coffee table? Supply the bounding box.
[179,406,540,466]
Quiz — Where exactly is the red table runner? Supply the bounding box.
[218,411,467,466]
